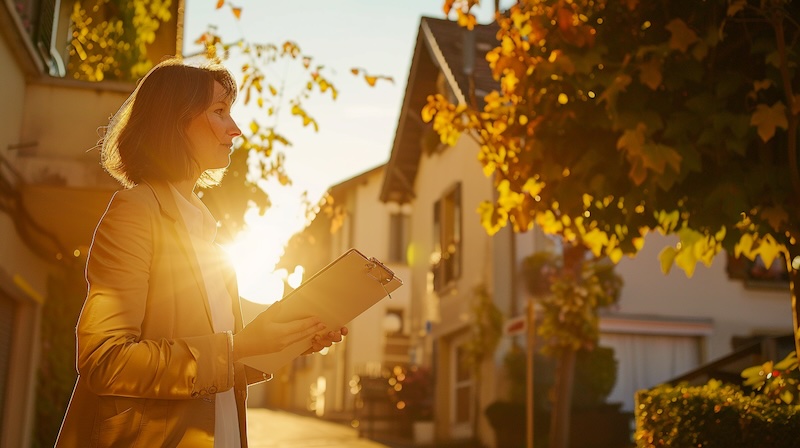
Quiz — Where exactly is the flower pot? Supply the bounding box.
[413,420,435,445]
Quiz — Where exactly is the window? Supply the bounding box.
[453,344,472,424]
[432,183,462,292]
[726,252,789,289]
[12,0,65,76]
[388,213,409,263]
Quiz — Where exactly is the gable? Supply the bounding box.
[380,17,499,204]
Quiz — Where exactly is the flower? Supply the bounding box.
[391,365,434,421]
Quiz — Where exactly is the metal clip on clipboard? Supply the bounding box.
[365,257,396,299]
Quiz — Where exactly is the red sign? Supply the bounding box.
[504,315,527,336]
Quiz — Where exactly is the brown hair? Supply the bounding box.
[100,57,237,188]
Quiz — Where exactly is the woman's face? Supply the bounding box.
[185,81,242,174]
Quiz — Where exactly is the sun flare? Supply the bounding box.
[222,187,312,305]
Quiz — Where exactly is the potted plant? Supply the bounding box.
[392,365,434,444]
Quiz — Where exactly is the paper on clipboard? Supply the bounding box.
[240,248,402,373]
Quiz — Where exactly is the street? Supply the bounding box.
[246,408,392,448]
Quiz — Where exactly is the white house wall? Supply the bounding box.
[613,232,792,360]
[409,135,498,444]
[0,29,50,448]
[17,80,130,187]
[410,138,495,337]
[340,168,412,409]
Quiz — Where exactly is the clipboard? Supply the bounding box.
[240,248,403,372]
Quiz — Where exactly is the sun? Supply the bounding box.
[221,186,311,305]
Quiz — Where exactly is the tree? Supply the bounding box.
[428,0,799,352]
[427,0,799,445]
[521,243,622,447]
[69,0,392,240]
[68,0,173,81]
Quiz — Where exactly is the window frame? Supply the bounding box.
[432,182,462,293]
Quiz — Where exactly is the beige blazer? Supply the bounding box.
[56,180,269,448]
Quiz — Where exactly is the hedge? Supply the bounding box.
[634,379,800,447]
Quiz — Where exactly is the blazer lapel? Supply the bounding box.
[143,180,216,332]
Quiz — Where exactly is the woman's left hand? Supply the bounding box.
[302,327,348,355]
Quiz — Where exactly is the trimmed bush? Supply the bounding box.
[635,379,800,447]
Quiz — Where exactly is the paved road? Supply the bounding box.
[246,408,391,448]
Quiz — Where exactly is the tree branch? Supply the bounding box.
[772,10,800,203]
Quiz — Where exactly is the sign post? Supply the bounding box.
[526,298,535,448]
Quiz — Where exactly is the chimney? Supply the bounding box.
[463,28,476,106]
[463,28,475,77]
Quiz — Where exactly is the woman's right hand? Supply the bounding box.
[233,302,326,361]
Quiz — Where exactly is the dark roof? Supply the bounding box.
[379,17,499,204]
[423,17,499,106]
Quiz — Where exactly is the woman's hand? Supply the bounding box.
[301,327,348,355]
[233,302,325,362]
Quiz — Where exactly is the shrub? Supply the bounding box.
[635,379,800,447]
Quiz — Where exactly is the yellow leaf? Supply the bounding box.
[365,75,377,86]
[457,10,477,30]
[674,246,697,278]
[216,0,224,9]
[656,210,680,234]
[665,19,699,53]
[421,104,435,123]
[608,247,623,264]
[231,7,242,20]
[750,102,788,142]
[658,246,677,274]
[735,233,754,259]
[632,236,645,251]
[638,57,662,90]
[496,180,525,210]
[249,120,259,134]
[583,228,609,257]
[478,201,507,236]
[755,234,783,271]
[617,123,646,152]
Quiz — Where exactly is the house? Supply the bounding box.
[0,1,180,446]
[373,15,792,447]
[265,165,414,428]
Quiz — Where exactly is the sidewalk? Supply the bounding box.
[246,407,392,448]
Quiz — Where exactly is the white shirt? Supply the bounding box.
[170,184,241,448]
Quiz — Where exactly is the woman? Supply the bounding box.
[56,58,345,447]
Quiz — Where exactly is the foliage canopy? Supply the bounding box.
[429,0,799,269]
[428,0,800,348]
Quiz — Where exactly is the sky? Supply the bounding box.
[183,0,510,197]
[181,0,512,304]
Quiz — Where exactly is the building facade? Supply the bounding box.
[0,1,179,446]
